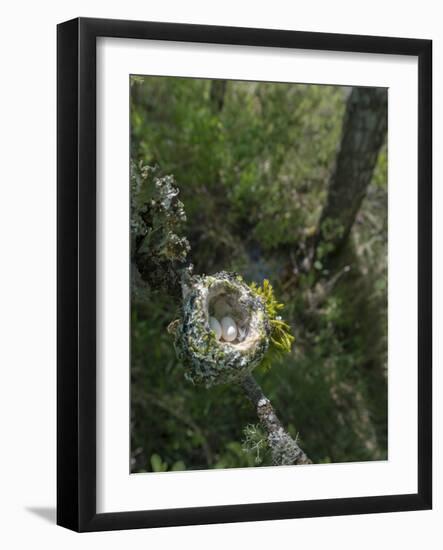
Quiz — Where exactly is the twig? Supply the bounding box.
[240,374,311,466]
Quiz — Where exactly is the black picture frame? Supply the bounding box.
[57,17,432,532]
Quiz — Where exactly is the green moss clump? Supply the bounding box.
[249,279,294,370]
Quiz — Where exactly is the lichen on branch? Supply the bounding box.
[131,162,191,297]
[241,374,311,466]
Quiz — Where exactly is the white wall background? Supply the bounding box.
[0,1,440,547]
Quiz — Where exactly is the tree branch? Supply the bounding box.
[240,373,311,465]
[132,163,310,467]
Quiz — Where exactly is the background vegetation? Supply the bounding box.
[130,76,387,472]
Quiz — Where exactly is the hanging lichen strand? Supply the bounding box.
[131,163,310,466]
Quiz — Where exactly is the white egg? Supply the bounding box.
[221,316,237,342]
[209,316,222,341]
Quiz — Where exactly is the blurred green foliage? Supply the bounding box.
[130,76,387,472]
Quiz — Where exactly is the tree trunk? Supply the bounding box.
[209,80,227,113]
[313,87,387,263]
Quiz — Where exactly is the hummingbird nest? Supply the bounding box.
[171,271,271,387]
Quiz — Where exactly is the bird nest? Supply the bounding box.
[172,271,271,386]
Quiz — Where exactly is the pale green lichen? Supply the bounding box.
[172,271,271,387]
[242,424,268,464]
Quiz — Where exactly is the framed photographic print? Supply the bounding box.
[57,17,432,531]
